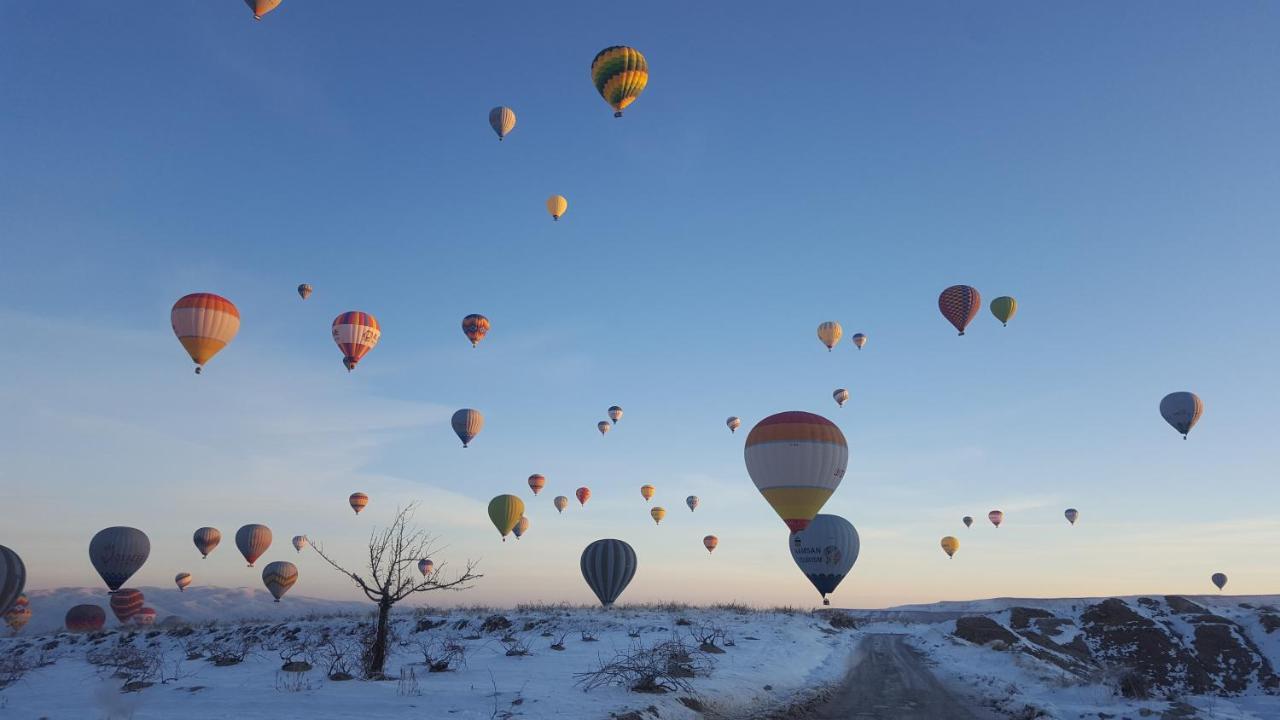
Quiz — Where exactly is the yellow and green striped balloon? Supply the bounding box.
[591,46,648,118]
[990,296,1017,326]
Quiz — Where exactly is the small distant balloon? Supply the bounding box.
[597,421,611,436]
[1064,508,1079,526]
[171,293,240,374]
[513,516,531,539]
[331,311,380,372]
[452,409,484,447]
[349,492,369,515]
[109,589,144,624]
[1160,392,1203,439]
[576,487,591,506]
[554,495,569,513]
[462,314,490,348]
[418,559,434,576]
[988,510,1004,528]
[726,416,741,433]
[262,561,298,602]
[292,535,308,553]
[528,474,546,496]
[297,283,312,300]
[193,527,221,559]
[547,195,568,221]
[833,388,849,408]
[940,536,960,559]
[703,535,718,554]
[65,604,106,633]
[962,516,974,529]
[650,506,666,525]
[244,0,282,21]
[235,524,272,567]
[1211,572,1227,591]
[938,285,981,335]
[132,607,157,627]
[489,106,516,141]
[488,495,525,541]
[817,321,843,351]
[851,333,867,350]
[174,573,192,592]
[990,296,1017,326]
[608,405,623,423]
[640,484,655,502]
[686,495,699,512]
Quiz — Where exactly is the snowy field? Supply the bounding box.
[5,591,1280,719]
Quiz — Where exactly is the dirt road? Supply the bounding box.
[804,633,985,720]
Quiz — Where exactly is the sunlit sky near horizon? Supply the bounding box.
[2,2,1280,609]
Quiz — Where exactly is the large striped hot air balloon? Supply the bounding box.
[938,285,981,336]
[452,409,484,447]
[89,527,150,593]
[789,514,859,606]
[244,0,282,21]
[554,496,569,513]
[462,314,490,348]
[489,106,516,141]
[576,487,591,506]
[262,561,298,602]
[988,510,1004,528]
[940,536,960,559]
[174,573,192,592]
[528,474,546,496]
[235,524,272,567]
[0,546,25,615]
[65,604,106,633]
[745,412,848,532]
[349,492,369,515]
[331,311,380,371]
[990,296,1017,326]
[547,195,568,221]
[488,495,525,541]
[1160,392,1203,439]
[817,322,843,351]
[580,539,636,606]
[193,527,221,559]
[591,46,648,118]
[171,293,240,374]
[109,589,144,624]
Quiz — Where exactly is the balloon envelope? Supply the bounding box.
[89,527,150,593]
[349,492,369,514]
[962,516,973,528]
[1064,508,1079,525]
[488,495,525,539]
[174,573,192,592]
[462,314,490,347]
[726,417,741,433]
[528,474,546,495]
[547,195,568,220]
[109,589,144,624]
[1160,392,1203,438]
[1212,572,1227,591]
[580,539,637,606]
[489,106,516,140]
[608,405,623,423]
[686,495,699,512]
[597,421,611,435]
[418,559,434,576]
[941,536,960,558]
[650,507,666,525]
[851,333,867,349]
[554,495,569,513]
[591,46,648,117]
[292,535,308,553]
[244,0,282,20]
[262,561,298,602]
[833,388,849,407]
[745,411,848,532]
[0,545,26,615]
[193,527,221,559]
[988,510,1004,528]
[990,296,1017,326]
[452,409,484,447]
[576,487,591,506]
[938,285,981,335]
[65,604,106,633]
[640,484,655,501]
[789,514,859,605]
[297,283,312,300]
[817,321,843,351]
[235,524,272,567]
[331,311,381,371]
[703,535,718,553]
[171,293,240,373]
[513,516,530,539]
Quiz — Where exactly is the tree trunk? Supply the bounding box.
[365,598,393,678]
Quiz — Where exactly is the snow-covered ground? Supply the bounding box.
[5,592,1280,719]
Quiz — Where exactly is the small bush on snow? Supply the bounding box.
[574,638,712,694]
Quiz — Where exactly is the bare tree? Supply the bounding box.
[310,504,481,678]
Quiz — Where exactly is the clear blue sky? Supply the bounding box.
[2,2,1278,608]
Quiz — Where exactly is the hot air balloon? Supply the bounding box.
[452,409,484,447]
[962,516,974,528]
[235,524,272,567]
[418,559,434,576]
[851,333,867,350]
[109,589,144,624]
[650,507,666,525]
[1064,508,1079,526]
[262,561,298,602]
[553,495,569,513]
[244,0,281,21]
[703,535,718,554]
[332,311,380,371]
[0,546,25,615]
[608,406,623,423]
[297,283,312,300]
[1211,572,1227,591]
[292,535,308,553]
[547,195,568,221]
[171,293,240,374]
[580,539,636,606]
[133,607,157,627]
[174,573,192,592]
[4,597,31,633]
[940,536,960,559]
[640,484,656,502]
[349,492,369,514]
[65,604,106,633]
[988,510,1004,528]
[833,388,849,408]
[990,296,1017,326]
[528,474,546,496]
[576,487,591,506]
[488,495,525,541]
[513,516,531,539]
[89,527,150,593]
[193,527,221,559]
[938,285,981,336]
[591,46,648,118]
[817,321,843,351]
[462,314,490,348]
[489,106,516,141]
[686,495,699,512]
[745,412,848,532]
[789,514,859,606]
[1160,392,1203,439]
[726,417,741,433]
[597,421,611,436]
